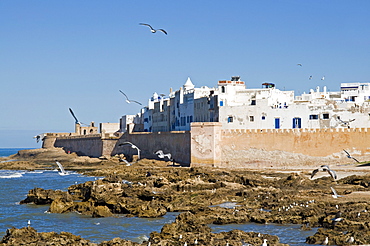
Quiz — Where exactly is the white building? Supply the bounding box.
[120,77,370,132]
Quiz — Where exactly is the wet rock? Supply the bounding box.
[99,237,140,246]
[20,188,72,205]
[149,212,288,246]
[92,205,113,217]
[0,226,95,245]
[49,198,75,213]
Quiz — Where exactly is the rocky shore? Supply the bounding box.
[2,148,370,245]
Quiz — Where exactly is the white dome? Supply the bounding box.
[183,77,194,90]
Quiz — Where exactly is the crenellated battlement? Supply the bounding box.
[222,127,370,134]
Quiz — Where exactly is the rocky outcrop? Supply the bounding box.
[15,160,370,244]
[0,226,95,246]
[20,188,73,205]
[148,211,288,246]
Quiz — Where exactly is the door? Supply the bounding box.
[274,118,280,129]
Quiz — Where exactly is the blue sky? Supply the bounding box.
[1,1,369,148]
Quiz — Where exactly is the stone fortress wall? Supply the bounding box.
[44,123,370,167]
[190,123,370,167]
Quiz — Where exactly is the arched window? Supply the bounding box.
[221,86,225,93]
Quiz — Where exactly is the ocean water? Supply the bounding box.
[0,148,315,245]
[0,148,32,158]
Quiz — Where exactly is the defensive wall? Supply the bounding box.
[44,123,370,167]
[190,123,370,167]
[49,131,191,164]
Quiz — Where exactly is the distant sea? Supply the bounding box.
[0,148,315,245]
[0,148,32,157]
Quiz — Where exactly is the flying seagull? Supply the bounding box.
[330,187,343,198]
[297,64,302,66]
[311,165,337,180]
[336,117,355,128]
[139,23,167,35]
[69,108,81,125]
[119,90,142,105]
[309,75,313,80]
[155,150,172,161]
[55,161,68,176]
[343,149,360,163]
[33,134,45,143]
[321,76,325,80]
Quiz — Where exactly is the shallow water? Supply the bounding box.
[0,148,317,245]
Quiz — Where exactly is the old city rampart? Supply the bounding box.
[43,123,370,167]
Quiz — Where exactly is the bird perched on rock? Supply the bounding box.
[347,236,355,244]
[139,23,167,35]
[311,165,337,180]
[331,211,344,227]
[323,236,329,245]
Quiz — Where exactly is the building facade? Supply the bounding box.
[123,77,370,133]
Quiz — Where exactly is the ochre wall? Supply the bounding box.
[49,125,370,167]
[221,128,370,156]
[190,122,222,167]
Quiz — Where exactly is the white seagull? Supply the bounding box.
[297,63,302,66]
[262,239,268,246]
[27,220,31,227]
[155,150,172,160]
[55,161,68,176]
[69,108,81,125]
[309,75,313,80]
[331,211,344,226]
[119,90,142,105]
[139,23,167,35]
[311,165,337,180]
[343,149,360,163]
[321,76,325,80]
[330,187,343,198]
[323,236,329,245]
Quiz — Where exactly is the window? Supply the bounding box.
[261,116,266,120]
[293,117,302,128]
[221,86,225,93]
[251,100,256,105]
[309,114,319,120]
[323,113,329,119]
[220,101,224,106]
[227,116,233,123]
[249,116,254,122]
